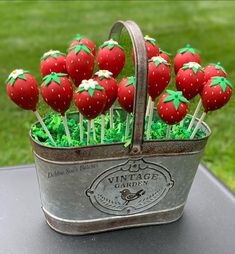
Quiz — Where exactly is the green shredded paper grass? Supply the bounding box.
[31,110,207,148]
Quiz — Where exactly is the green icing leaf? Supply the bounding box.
[159,48,171,56]
[144,36,156,45]
[182,63,203,73]
[99,40,124,50]
[10,78,16,86]
[43,72,66,86]
[163,95,175,102]
[214,62,227,74]
[163,90,189,110]
[41,51,66,61]
[6,70,29,86]
[178,44,199,55]
[179,97,189,103]
[152,58,170,67]
[95,85,104,91]
[126,76,136,87]
[108,44,115,50]
[53,75,60,84]
[173,98,180,110]
[78,87,85,93]
[18,74,27,80]
[88,88,95,97]
[210,77,233,92]
[69,43,91,55]
[44,77,52,86]
[72,33,85,41]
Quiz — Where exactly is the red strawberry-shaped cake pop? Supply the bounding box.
[204,62,227,83]
[41,73,73,116]
[148,56,171,101]
[93,70,118,113]
[118,76,135,113]
[66,43,95,87]
[176,62,204,100]
[157,90,189,125]
[69,33,96,56]
[159,48,171,64]
[6,69,39,111]
[201,76,232,112]
[132,35,159,63]
[74,79,106,119]
[40,50,67,77]
[174,44,201,74]
[97,39,125,78]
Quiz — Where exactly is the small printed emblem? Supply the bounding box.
[86,158,174,215]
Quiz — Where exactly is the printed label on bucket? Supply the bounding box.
[86,158,174,215]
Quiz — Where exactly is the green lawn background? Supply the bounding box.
[0,1,234,191]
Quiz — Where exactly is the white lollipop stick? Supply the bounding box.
[33,111,56,146]
[166,125,172,139]
[62,114,72,144]
[147,100,154,139]
[190,112,206,139]
[179,120,184,127]
[188,99,202,131]
[145,96,151,117]
[101,114,105,144]
[110,105,114,128]
[125,113,130,140]
[91,120,96,141]
[79,113,83,143]
[87,120,91,145]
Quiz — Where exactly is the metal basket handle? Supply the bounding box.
[109,20,148,155]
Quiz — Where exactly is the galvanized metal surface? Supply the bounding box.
[31,20,211,235]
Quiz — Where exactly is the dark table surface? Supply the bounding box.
[0,164,234,254]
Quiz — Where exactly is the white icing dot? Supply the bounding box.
[124,97,126,100]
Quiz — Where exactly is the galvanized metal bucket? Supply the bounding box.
[30,20,211,235]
